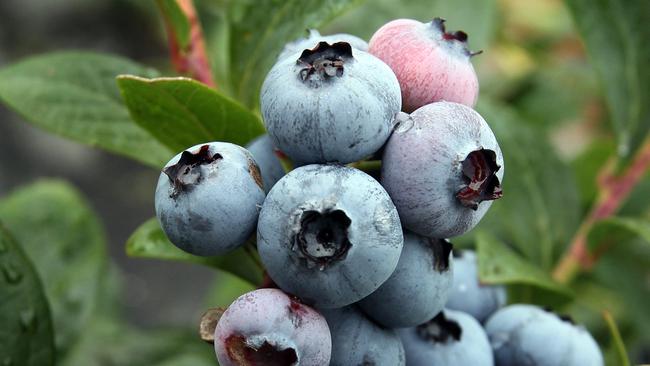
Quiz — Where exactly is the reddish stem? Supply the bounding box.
[553,137,650,283]
[161,0,215,87]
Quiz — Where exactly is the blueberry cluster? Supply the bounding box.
[154,18,603,366]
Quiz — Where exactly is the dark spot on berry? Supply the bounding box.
[287,296,308,328]
[361,354,376,366]
[248,158,264,190]
[295,209,352,269]
[456,148,503,210]
[163,145,222,198]
[225,335,298,366]
[559,314,575,324]
[189,211,212,232]
[416,312,462,343]
[297,41,353,81]
[428,238,453,272]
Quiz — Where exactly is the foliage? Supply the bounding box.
[0,0,649,364]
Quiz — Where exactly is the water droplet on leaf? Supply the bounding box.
[19,308,36,332]
[2,263,23,284]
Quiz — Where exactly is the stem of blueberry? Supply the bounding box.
[347,160,382,172]
[157,0,215,87]
[553,136,650,284]
[274,150,294,174]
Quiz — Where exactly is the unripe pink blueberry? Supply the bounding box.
[214,288,331,366]
[369,18,480,113]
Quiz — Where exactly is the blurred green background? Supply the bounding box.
[0,0,648,365]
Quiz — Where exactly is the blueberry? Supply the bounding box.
[369,18,479,112]
[446,250,506,323]
[154,142,265,256]
[359,231,453,328]
[214,288,331,366]
[261,41,401,164]
[485,304,604,366]
[257,164,403,308]
[381,101,504,238]
[399,309,494,366]
[320,306,405,366]
[278,29,369,60]
[245,134,285,193]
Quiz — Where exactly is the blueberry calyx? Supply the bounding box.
[456,148,503,210]
[416,312,462,343]
[225,335,298,366]
[430,17,482,57]
[163,144,222,197]
[297,42,353,81]
[294,209,352,269]
[429,238,453,272]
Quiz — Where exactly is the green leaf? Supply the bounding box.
[566,0,650,157]
[464,99,580,269]
[476,232,572,296]
[571,140,616,207]
[0,224,55,366]
[0,180,112,356]
[591,237,650,345]
[117,75,265,152]
[587,217,650,253]
[126,218,263,286]
[62,318,214,366]
[203,272,255,309]
[602,311,631,366]
[228,0,362,107]
[0,52,172,168]
[157,0,191,49]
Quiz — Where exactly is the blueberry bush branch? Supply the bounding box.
[157,0,215,87]
[553,136,650,284]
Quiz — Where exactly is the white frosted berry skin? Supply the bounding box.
[261,43,401,164]
[446,250,506,322]
[381,102,504,238]
[321,306,405,366]
[214,288,332,366]
[257,164,403,309]
[154,142,265,256]
[359,232,453,328]
[369,18,479,113]
[399,309,494,366]
[485,305,604,366]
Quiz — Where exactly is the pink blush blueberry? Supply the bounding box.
[214,288,331,366]
[369,18,479,113]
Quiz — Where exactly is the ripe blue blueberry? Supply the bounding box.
[485,304,604,366]
[154,142,265,256]
[278,29,369,60]
[214,288,331,366]
[381,101,504,238]
[245,134,285,193]
[446,250,506,323]
[257,164,403,308]
[359,231,453,328]
[261,41,401,164]
[399,309,494,366]
[320,306,405,366]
